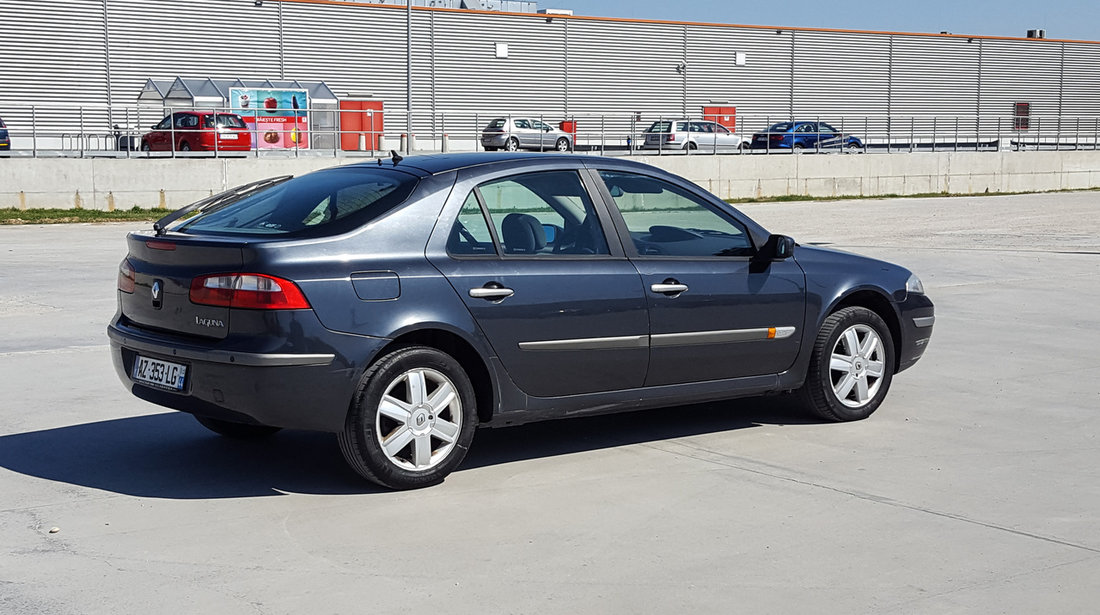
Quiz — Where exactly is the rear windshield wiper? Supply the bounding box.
[153,175,294,236]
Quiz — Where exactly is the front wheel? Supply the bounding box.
[555,137,570,152]
[140,141,151,152]
[797,307,895,422]
[338,346,478,490]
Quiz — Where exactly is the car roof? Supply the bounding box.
[339,152,658,177]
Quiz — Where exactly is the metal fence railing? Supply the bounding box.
[2,103,1099,158]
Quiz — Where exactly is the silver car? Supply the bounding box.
[643,119,748,152]
[481,117,573,152]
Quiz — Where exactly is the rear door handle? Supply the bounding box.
[651,282,688,295]
[469,286,515,300]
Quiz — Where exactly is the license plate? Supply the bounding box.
[220,133,239,140]
[132,355,187,391]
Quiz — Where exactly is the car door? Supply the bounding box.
[530,119,553,149]
[512,119,536,149]
[428,165,649,397]
[593,168,806,387]
[713,123,740,149]
[148,115,173,150]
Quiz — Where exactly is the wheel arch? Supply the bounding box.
[829,289,903,373]
[375,328,496,425]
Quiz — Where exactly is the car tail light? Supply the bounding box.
[770,135,783,142]
[667,134,675,143]
[118,259,136,294]
[189,274,311,310]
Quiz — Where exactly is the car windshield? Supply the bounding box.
[174,168,418,238]
[203,114,247,129]
[767,122,794,132]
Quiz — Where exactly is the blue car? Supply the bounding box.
[751,121,863,151]
[109,153,932,489]
[0,116,10,151]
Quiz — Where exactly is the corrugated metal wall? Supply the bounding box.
[1,0,1098,142]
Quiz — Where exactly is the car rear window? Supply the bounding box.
[647,121,672,132]
[767,122,794,132]
[485,119,507,130]
[203,114,247,129]
[174,168,419,238]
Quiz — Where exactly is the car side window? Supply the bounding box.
[598,170,753,257]
[513,119,531,129]
[531,120,549,131]
[155,117,172,130]
[447,192,497,256]
[715,124,731,134]
[820,123,837,134]
[475,170,610,256]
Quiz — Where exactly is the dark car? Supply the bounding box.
[750,121,863,151]
[109,153,933,489]
[0,115,10,150]
[141,111,252,152]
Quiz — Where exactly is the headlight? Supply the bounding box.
[906,273,925,295]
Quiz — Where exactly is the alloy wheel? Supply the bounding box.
[375,367,463,471]
[829,324,886,408]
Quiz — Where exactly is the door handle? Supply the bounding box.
[469,286,515,300]
[651,282,688,295]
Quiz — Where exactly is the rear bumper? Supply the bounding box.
[108,317,389,432]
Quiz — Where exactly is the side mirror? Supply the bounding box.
[759,234,795,260]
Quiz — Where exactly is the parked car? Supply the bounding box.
[140,111,252,152]
[109,153,934,490]
[481,117,573,152]
[0,115,10,150]
[750,121,863,151]
[643,119,748,151]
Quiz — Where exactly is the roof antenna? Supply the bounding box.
[390,150,404,164]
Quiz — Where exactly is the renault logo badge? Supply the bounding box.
[151,280,163,309]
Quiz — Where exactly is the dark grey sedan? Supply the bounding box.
[109,153,934,489]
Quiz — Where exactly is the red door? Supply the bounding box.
[702,106,737,131]
[339,100,384,151]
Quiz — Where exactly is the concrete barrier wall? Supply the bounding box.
[3,151,1100,210]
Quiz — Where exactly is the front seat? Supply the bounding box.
[501,213,547,254]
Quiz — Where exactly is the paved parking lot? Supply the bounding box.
[2,191,1098,614]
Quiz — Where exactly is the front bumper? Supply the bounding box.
[108,315,389,432]
[896,292,935,372]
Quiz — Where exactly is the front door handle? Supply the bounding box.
[651,282,689,295]
[469,285,515,301]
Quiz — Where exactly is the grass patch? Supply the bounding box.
[726,186,1100,204]
[0,207,166,225]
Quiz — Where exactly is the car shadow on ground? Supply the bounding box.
[0,396,819,500]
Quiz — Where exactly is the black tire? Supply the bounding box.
[685,141,698,151]
[179,142,191,151]
[792,143,805,151]
[797,306,895,422]
[194,415,281,438]
[140,141,151,152]
[504,137,520,152]
[338,346,478,490]
[555,137,570,152]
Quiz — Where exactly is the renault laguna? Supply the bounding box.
[109,153,934,490]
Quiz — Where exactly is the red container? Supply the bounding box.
[559,120,577,136]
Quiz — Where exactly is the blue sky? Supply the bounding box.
[550,1,1100,41]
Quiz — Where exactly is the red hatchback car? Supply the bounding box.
[141,111,252,152]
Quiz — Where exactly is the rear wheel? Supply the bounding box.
[555,137,570,152]
[504,137,520,152]
[797,307,895,422]
[792,143,805,152]
[685,141,698,151]
[338,346,478,490]
[194,415,281,439]
[179,141,192,152]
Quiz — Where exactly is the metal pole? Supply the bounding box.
[31,106,37,157]
[406,0,412,155]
